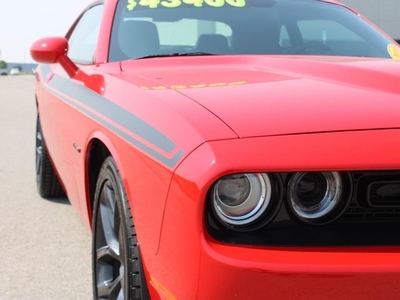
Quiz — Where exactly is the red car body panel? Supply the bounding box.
[31,0,400,298]
[122,56,400,138]
[152,130,400,299]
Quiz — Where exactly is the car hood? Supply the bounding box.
[121,55,400,138]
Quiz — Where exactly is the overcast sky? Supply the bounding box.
[0,0,92,63]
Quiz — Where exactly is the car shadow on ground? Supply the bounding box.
[43,196,70,205]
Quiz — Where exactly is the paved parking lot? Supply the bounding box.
[0,75,92,299]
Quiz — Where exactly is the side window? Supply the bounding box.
[68,5,103,64]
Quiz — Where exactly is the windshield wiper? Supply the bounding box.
[136,52,214,59]
[176,52,214,56]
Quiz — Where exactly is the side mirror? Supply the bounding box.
[30,37,68,64]
[30,37,78,78]
[30,36,104,94]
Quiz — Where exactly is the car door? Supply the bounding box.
[37,4,104,207]
[68,4,107,211]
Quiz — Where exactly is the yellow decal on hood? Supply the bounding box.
[388,44,400,60]
[141,81,247,90]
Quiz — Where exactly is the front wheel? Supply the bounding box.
[92,157,149,300]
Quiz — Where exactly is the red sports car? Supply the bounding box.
[31,0,400,299]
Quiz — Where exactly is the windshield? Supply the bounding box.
[109,0,394,61]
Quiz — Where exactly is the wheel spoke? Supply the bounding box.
[36,126,43,176]
[36,130,42,142]
[99,182,120,256]
[97,271,123,300]
[96,245,119,262]
[95,177,125,299]
[36,154,42,177]
[116,288,124,300]
[95,248,123,299]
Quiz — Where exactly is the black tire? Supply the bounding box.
[36,114,64,198]
[92,157,149,300]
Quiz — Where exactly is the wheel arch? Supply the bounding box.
[85,133,127,229]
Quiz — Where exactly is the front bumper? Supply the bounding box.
[147,229,400,299]
[197,236,400,299]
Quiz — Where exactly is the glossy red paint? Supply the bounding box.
[30,37,68,64]
[148,130,400,298]
[30,0,400,299]
[93,0,116,64]
[121,56,400,138]
[30,37,80,77]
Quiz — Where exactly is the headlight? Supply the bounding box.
[211,173,281,230]
[287,172,348,225]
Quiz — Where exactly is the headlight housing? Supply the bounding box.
[210,173,282,231]
[287,171,350,225]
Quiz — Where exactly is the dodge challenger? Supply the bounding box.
[31,0,400,299]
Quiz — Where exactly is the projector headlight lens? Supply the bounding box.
[288,172,342,222]
[212,173,272,226]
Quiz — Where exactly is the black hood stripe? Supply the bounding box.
[40,64,184,168]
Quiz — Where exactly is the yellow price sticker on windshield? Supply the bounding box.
[388,44,400,60]
[127,0,137,10]
[127,0,245,10]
